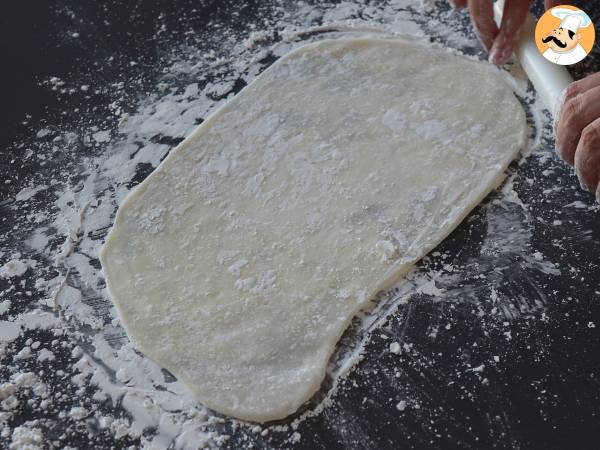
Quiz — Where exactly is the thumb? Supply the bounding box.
[489,0,531,65]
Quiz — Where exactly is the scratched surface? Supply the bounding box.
[2,1,600,449]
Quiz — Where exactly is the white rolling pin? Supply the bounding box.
[493,0,573,116]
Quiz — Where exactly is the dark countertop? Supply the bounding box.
[1,1,600,449]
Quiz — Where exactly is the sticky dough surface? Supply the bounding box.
[101,38,526,422]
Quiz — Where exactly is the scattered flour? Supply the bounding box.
[389,342,401,354]
[15,186,47,202]
[0,260,28,279]
[9,426,43,450]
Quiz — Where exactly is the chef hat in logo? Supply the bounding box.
[551,7,592,33]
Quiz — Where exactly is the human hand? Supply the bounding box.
[555,73,600,201]
[448,0,563,65]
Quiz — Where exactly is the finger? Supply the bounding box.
[563,73,600,104]
[554,74,600,126]
[489,0,531,64]
[574,117,600,192]
[556,85,600,165]
[544,0,562,9]
[467,0,498,51]
[449,0,467,9]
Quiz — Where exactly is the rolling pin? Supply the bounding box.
[493,0,573,116]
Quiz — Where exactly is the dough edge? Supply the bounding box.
[100,36,527,422]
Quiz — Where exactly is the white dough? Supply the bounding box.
[100,38,526,422]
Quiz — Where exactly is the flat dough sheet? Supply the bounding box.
[101,37,527,422]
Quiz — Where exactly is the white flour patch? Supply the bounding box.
[15,186,47,202]
[0,260,29,279]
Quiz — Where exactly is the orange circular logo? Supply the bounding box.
[535,5,595,66]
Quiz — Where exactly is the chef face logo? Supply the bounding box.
[542,27,580,52]
[535,5,595,66]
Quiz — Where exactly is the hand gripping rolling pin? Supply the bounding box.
[493,0,573,116]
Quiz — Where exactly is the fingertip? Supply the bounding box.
[554,133,575,167]
[493,0,529,60]
[489,40,512,65]
[489,48,505,65]
[578,177,594,193]
[556,143,575,167]
[552,85,570,123]
[474,31,494,53]
[488,47,500,64]
[452,0,467,9]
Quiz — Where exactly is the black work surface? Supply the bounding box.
[2,1,600,449]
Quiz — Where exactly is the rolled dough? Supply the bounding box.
[101,38,526,422]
